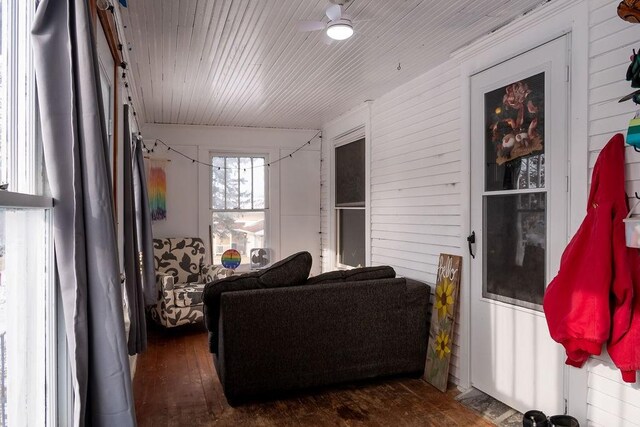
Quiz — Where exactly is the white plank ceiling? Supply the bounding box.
[120,0,547,129]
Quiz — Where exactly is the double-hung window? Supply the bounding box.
[0,1,58,426]
[335,138,366,268]
[210,154,267,268]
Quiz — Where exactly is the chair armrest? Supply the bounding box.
[201,264,229,283]
[156,272,175,291]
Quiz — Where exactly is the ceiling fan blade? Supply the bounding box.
[325,4,342,21]
[297,21,326,32]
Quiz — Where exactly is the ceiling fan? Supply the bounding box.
[298,1,358,41]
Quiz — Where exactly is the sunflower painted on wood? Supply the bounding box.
[434,330,451,360]
[434,277,455,320]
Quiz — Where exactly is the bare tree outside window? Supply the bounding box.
[210,155,266,267]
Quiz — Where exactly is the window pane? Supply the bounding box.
[483,193,546,309]
[211,157,225,210]
[239,157,252,209]
[338,209,365,268]
[0,208,49,425]
[335,139,365,207]
[253,157,265,209]
[211,211,265,266]
[0,1,6,188]
[225,158,239,209]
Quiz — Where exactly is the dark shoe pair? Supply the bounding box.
[523,410,580,427]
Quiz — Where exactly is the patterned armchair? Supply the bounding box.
[150,237,226,328]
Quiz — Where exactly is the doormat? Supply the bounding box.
[456,388,523,426]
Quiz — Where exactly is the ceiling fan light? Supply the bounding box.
[326,22,353,40]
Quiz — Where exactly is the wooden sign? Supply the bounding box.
[424,254,462,392]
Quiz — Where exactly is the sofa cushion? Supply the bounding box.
[305,270,345,286]
[305,266,396,286]
[257,251,312,288]
[344,266,396,282]
[174,283,206,307]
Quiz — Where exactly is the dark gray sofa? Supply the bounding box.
[202,252,431,403]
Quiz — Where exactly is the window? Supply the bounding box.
[335,138,365,268]
[0,1,57,425]
[210,155,267,267]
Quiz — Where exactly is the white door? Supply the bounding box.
[470,36,569,415]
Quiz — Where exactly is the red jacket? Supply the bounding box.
[544,133,639,382]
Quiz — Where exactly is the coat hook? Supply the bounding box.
[634,145,640,153]
[635,192,640,200]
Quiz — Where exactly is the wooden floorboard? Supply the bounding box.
[134,322,494,426]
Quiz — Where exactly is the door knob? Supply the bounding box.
[467,231,476,259]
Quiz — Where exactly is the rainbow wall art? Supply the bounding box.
[145,159,167,221]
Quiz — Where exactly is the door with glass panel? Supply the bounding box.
[469,36,568,415]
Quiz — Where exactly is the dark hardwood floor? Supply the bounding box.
[133,323,494,426]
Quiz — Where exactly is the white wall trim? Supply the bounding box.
[322,103,370,271]
[456,0,589,421]
[451,0,583,62]
[198,145,282,265]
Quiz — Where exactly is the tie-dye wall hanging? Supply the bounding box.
[145,158,168,221]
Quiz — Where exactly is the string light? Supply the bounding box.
[148,132,321,170]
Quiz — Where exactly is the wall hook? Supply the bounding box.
[634,145,640,153]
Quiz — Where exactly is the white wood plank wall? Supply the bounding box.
[320,0,640,410]
[320,62,465,385]
[587,1,640,425]
[369,62,464,385]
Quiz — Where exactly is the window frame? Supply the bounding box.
[333,137,366,269]
[0,1,60,424]
[209,152,270,265]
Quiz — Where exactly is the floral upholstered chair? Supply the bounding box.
[151,237,226,328]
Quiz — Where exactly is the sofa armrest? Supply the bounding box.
[201,264,228,283]
[156,272,175,291]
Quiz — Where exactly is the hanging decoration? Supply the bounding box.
[620,49,640,105]
[618,49,640,152]
[487,73,544,166]
[618,0,640,23]
[624,198,640,248]
[145,159,168,221]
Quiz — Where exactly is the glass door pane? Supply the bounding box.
[483,193,546,308]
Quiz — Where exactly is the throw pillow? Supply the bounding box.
[257,251,312,288]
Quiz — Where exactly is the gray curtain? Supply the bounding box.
[123,105,155,355]
[133,135,157,307]
[32,0,136,426]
